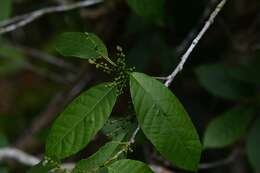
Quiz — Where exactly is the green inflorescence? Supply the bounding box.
[88,45,135,95]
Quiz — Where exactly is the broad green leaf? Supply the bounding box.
[46,83,118,160]
[55,32,108,59]
[127,0,165,25]
[27,158,58,173]
[195,63,252,100]
[107,159,154,173]
[0,0,12,21]
[72,133,126,173]
[130,72,202,171]
[246,117,260,173]
[203,107,254,149]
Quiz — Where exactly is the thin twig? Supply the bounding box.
[0,147,39,166]
[0,0,103,35]
[107,127,141,162]
[0,147,75,170]
[165,0,226,87]
[0,147,175,173]
[0,147,238,172]
[175,0,220,56]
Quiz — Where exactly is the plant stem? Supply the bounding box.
[104,56,117,66]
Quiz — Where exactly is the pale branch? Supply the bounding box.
[175,0,220,56]
[153,76,169,81]
[122,0,227,159]
[0,147,238,172]
[0,147,171,172]
[0,0,103,35]
[0,147,75,170]
[108,126,141,162]
[165,0,226,87]
[0,147,39,166]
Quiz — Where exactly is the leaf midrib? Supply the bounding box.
[85,33,107,58]
[131,75,199,158]
[50,86,115,152]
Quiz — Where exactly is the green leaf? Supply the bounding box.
[203,107,254,149]
[72,133,126,173]
[27,159,58,173]
[0,0,12,21]
[107,159,154,173]
[46,83,118,160]
[195,63,252,100]
[55,32,108,59]
[130,72,202,171]
[127,0,165,25]
[246,117,260,173]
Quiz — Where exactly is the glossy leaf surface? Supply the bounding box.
[46,83,117,159]
[55,32,108,59]
[130,72,201,171]
[107,159,154,173]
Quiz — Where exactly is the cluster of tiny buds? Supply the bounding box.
[89,45,135,95]
[42,156,59,167]
[116,46,126,68]
[42,156,72,173]
[88,58,113,74]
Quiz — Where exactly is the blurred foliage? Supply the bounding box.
[0,0,12,22]
[0,43,28,76]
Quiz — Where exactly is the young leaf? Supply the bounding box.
[0,0,12,21]
[127,0,165,25]
[130,72,202,171]
[46,83,118,160]
[107,159,154,173]
[203,107,254,149]
[195,63,252,100]
[72,132,127,173]
[246,117,260,173]
[55,32,108,59]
